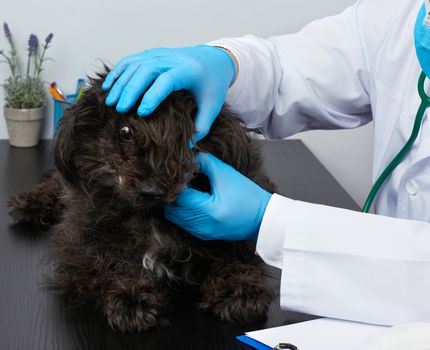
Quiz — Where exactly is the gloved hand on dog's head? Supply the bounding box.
[102,45,236,143]
[164,152,272,241]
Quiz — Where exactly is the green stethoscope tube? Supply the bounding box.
[362,71,430,213]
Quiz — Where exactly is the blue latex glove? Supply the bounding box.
[102,45,236,142]
[415,3,430,78]
[164,152,272,241]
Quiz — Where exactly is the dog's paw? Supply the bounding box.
[103,280,168,332]
[8,193,43,225]
[8,192,58,226]
[200,283,272,324]
[8,170,63,226]
[199,263,273,324]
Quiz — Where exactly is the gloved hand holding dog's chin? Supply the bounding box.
[102,45,236,142]
[164,152,272,241]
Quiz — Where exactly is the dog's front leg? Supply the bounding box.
[102,274,169,332]
[50,222,170,332]
[199,260,273,324]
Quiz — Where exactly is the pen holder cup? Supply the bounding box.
[53,93,77,131]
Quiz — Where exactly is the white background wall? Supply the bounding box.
[0,0,372,206]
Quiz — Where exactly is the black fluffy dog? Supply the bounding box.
[8,69,276,332]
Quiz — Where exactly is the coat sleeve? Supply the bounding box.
[256,194,430,326]
[209,0,401,138]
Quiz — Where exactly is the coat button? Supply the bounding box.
[405,180,418,196]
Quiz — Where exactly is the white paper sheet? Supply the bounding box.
[246,318,388,350]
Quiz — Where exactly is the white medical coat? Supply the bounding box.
[211,0,430,326]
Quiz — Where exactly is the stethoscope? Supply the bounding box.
[362,1,430,213]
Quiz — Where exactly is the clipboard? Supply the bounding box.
[236,318,388,350]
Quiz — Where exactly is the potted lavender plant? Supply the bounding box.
[1,22,54,147]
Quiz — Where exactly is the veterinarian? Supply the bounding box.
[102,0,430,327]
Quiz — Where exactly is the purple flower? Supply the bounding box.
[3,22,11,39]
[28,34,38,55]
[44,33,53,46]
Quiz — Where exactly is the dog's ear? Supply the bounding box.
[53,103,79,188]
[53,65,111,188]
[196,106,254,175]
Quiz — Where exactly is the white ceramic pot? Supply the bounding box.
[4,106,44,148]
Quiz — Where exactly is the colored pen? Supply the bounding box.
[75,86,86,102]
[49,82,67,101]
[74,78,85,96]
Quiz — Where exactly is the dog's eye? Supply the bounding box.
[119,126,134,143]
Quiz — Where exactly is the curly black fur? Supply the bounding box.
[8,67,276,332]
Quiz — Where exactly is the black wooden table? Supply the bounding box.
[0,139,359,350]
